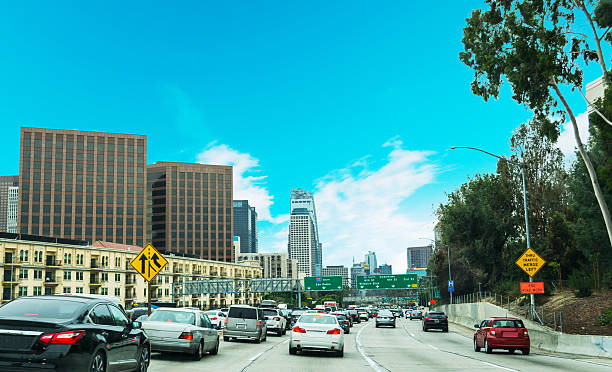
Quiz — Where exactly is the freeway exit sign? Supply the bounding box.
[304,276,343,291]
[398,297,418,302]
[356,274,418,290]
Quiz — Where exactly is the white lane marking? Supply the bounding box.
[427,344,438,350]
[480,361,518,371]
[356,322,388,372]
[409,332,415,337]
[248,352,263,362]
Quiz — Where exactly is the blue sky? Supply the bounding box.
[0,1,603,273]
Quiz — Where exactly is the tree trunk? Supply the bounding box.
[551,79,612,248]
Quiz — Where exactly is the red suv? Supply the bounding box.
[473,317,530,355]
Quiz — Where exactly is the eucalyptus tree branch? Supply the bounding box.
[579,88,612,127]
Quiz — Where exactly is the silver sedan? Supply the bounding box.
[142,308,220,360]
[376,310,396,328]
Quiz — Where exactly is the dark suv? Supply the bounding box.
[422,311,448,332]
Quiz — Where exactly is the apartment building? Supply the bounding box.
[0,234,262,309]
[236,252,298,279]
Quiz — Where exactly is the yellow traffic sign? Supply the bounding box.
[515,248,546,277]
[130,244,168,282]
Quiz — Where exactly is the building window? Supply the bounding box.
[114,288,121,296]
[76,272,83,281]
[18,286,28,297]
[33,270,43,280]
[19,269,28,279]
[33,287,42,296]
[63,287,71,294]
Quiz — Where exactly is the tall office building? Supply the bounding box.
[288,189,322,276]
[233,200,258,253]
[378,264,392,275]
[146,162,234,262]
[6,186,18,233]
[18,128,147,245]
[406,246,432,269]
[364,251,377,274]
[322,265,350,287]
[0,176,19,232]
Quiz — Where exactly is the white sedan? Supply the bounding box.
[204,310,227,329]
[289,313,344,357]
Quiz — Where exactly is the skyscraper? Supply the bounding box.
[364,251,377,274]
[0,176,19,232]
[322,265,350,287]
[6,186,18,233]
[233,200,258,253]
[146,162,234,262]
[18,128,147,245]
[288,189,322,276]
[406,246,432,269]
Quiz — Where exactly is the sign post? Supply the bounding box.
[130,244,168,315]
[515,247,546,318]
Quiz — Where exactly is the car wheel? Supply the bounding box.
[423,326,427,332]
[192,341,203,361]
[443,328,448,333]
[263,332,267,342]
[375,324,379,328]
[137,344,150,372]
[289,345,297,355]
[393,324,396,328]
[485,338,492,354]
[90,351,106,372]
[522,348,530,355]
[210,338,219,355]
[346,329,350,334]
[473,339,481,352]
[223,336,230,342]
[255,332,262,344]
[508,348,515,354]
[337,346,344,357]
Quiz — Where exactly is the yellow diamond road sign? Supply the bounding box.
[515,248,546,277]
[130,244,168,282]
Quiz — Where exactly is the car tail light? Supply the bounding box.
[292,326,306,333]
[256,320,261,326]
[39,330,85,345]
[327,328,341,335]
[425,318,432,321]
[225,318,228,324]
[179,332,194,340]
[523,330,528,336]
[442,317,448,321]
[274,317,280,321]
[345,320,349,324]
[210,317,217,321]
[489,330,496,336]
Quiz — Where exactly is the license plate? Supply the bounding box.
[434,320,439,323]
[503,332,518,338]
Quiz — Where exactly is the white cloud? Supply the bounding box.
[556,111,590,161]
[197,144,288,224]
[313,140,437,274]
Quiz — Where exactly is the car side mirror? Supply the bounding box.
[212,324,218,330]
[474,324,480,329]
[132,321,141,329]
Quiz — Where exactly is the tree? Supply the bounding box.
[460,0,612,247]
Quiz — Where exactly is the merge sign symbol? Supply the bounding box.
[515,248,546,277]
[130,243,168,282]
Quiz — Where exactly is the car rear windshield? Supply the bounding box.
[148,310,195,325]
[263,309,278,317]
[299,315,337,324]
[492,319,524,328]
[378,311,393,316]
[0,298,85,321]
[229,307,258,319]
[428,313,446,318]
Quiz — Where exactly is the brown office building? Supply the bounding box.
[0,176,19,231]
[147,162,234,262]
[18,128,147,246]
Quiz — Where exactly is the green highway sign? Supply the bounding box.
[381,297,393,302]
[356,274,418,290]
[398,296,418,302]
[304,276,343,291]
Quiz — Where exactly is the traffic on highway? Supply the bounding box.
[2,295,612,372]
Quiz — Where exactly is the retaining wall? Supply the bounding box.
[437,302,612,358]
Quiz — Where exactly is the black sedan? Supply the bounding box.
[0,295,150,372]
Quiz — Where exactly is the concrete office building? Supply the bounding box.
[6,187,18,233]
[288,189,322,277]
[0,234,262,307]
[237,252,298,279]
[18,128,147,246]
[146,162,234,263]
[406,246,432,269]
[378,264,392,275]
[322,265,350,287]
[364,251,377,274]
[0,176,19,232]
[233,200,258,253]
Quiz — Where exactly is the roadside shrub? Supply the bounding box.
[569,271,593,298]
[595,308,612,327]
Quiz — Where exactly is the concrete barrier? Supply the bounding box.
[437,302,612,358]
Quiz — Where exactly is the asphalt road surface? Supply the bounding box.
[148,317,612,372]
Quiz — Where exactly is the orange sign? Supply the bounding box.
[520,282,544,294]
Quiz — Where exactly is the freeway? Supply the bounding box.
[148,317,612,372]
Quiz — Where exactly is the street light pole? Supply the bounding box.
[451,146,534,316]
[420,237,453,305]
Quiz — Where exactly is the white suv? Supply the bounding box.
[263,308,287,336]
